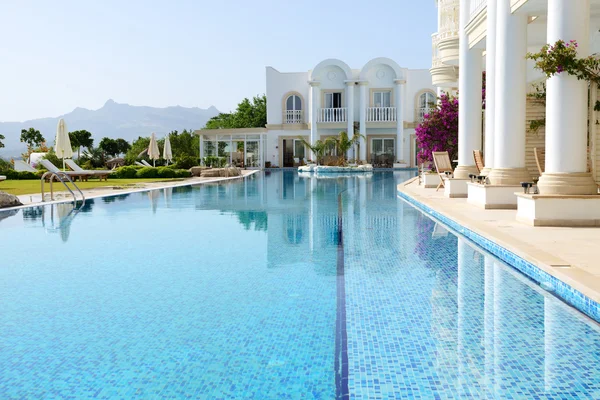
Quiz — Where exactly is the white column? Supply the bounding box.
[482,0,497,175]
[395,79,406,163]
[359,82,368,162]
[538,0,597,194]
[346,82,355,160]
[488,0,531,185]
[310,82,320,160]
[455,0,483,179]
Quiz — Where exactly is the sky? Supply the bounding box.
[0,0,437,122]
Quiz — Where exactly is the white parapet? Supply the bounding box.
[421,173,442,188]
[516,194,600,227]
[467,183,522,209]
[444,178,469,198]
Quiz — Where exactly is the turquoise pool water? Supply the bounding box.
[1,170,600,399]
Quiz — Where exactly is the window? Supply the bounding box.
[373,91,391,108]
[418,91,436,122]
[286,95,302,111]
[293,140,305,159]
[324,92,342,108]
[372,138,395,155]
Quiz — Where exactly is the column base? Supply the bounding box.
[537,172,598,195]
[467,183,521,209]
[454,164,479,179]
[444,178,469,198]
[517,193,600,226]
[487,167,531,186]
[480,167,492,176]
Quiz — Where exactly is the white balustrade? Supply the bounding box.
[366,107,397,122]
[417,107,434,122]
[318,107,347,123]
[439,0,460,39]
[469,0,487,20]
[284,110,303,124]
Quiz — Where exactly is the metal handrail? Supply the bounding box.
[41,171,86,207]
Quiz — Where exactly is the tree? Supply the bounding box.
[299,138,327,165]
[0,133,4,149]
[114,138,131,156]
[98,137,120,157]
[69,130,94,159]
[323,130,363,165]
[20,128,45,149]
[204,95,267,129]
[415,93,459,167]
[125,136,151,165]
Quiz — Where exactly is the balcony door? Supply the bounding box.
[373,91,391,108]
[324,92,342,108]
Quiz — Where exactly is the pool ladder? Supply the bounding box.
[41,172,86,208]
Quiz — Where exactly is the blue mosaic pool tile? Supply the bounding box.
[397,189,600,325]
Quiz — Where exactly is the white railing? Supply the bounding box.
[417,107,434,122]
[438,0,460,39]
[318,107,347,123]
[366,107,397,122]
[469,0,486,21]
[284,110,303,124]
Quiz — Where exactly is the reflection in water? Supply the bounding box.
[102,194,131,204]
[0,208,18,224]
[39,200,94,243]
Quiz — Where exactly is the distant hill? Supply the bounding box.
[0,99,220,158]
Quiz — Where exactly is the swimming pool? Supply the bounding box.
[1,170,600,398]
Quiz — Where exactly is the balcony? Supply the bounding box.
[416,107,435,123]
[437,0,460,65]
[318,107,347,123]
[469,0,486,21]
[284,110,303,124]
[366,107,397,123]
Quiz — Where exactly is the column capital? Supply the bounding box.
[308,81,321,87]
[394,79,406,85]
[356,80,369,86]
[344,80,358,86]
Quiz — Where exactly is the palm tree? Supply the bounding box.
[299,137,327,165]
[324,130,364,166]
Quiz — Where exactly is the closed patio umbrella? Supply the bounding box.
[163,135,173,165]
[55,118,73,170]
[148,132,160,167]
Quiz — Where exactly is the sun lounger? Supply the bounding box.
[65,159,111,182]
[135,161,145,167]
[40,159,94,182]
[0,176,5,182]
[473,150,486,175]
[141,160,153,167]
[432,151,453,191]
[13,160,37,172]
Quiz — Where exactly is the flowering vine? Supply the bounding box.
[415,93,459,167]
[526,40,600,84]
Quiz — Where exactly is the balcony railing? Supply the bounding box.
[284,110,303,124]
[438,0,459,39]
[469,0,486,21]
[417,107,434,122]
[318,107,347,123]
[366,107,397,122]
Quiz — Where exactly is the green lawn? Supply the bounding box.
[0,178,182,196]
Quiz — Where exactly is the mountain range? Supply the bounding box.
[0,99,220,158]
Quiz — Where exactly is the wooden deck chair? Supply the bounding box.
[534,147,545,176]
[473,150,485,175]
[432,151,453,191]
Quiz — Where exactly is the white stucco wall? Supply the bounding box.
[266,67,309,125]
[405,69,437,123]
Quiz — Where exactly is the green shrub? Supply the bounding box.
[0,159,13,170]
[172,155,197,170]
[157,167,176,178]
[174,169,191,178]
[0,169,41,180]
[110,165,138,179]
[136,167,158,179]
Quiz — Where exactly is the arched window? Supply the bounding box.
[286,95,302,111]
[285,95,303,124]
[417,91,436,122]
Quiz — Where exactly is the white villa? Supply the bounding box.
[430,0,600,226]
[195,58,435,169]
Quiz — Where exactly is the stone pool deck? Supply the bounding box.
[11,170,258,209]
[398,177,600,305]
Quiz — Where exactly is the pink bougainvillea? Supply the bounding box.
[415,93,459,167]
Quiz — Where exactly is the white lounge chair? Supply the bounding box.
[135,161,145,167]
[65,159,111,181]
[432,151,454,191]
[40,159,94,182]
[13,160,37,172]
[0,176,5,182]
[141,160,153,167]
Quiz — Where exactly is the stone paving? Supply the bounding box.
[398,177,600,304]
